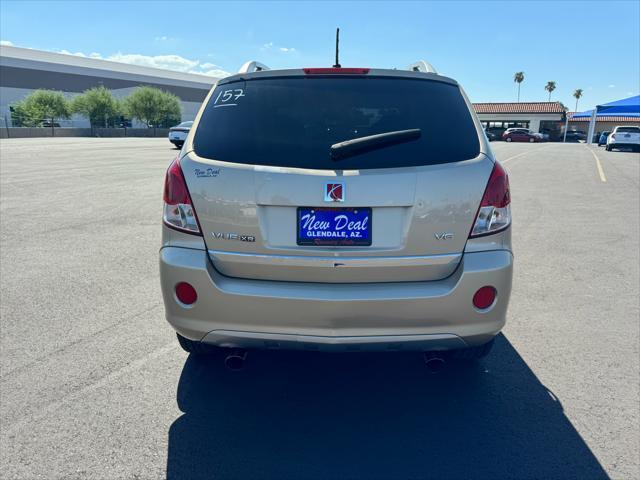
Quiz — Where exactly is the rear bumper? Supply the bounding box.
[159,247,513,351]
[168,132,187,146]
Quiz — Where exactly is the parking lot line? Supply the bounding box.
[501,145,551,164]
[587,147,607,182]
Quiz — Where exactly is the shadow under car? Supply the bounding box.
[166,334,607,480]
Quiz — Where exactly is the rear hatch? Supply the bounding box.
[181,71,493,283]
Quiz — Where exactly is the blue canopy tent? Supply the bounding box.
[573,95,640,144]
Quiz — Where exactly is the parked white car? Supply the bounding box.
[606,126,640,151]
[168,121,193,149]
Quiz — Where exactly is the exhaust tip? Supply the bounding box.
[224,349,247,371]
[423,352,446,374]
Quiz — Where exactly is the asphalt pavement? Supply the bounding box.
[0,138,638,479]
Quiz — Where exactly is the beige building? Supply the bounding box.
[473,102,566,139]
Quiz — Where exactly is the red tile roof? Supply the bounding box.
[473,102,566,114]
[567,112,640,122]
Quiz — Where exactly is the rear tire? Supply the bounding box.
[452,338,495,361]
[505,137,512,142]
[605,145,612,151]
[529,137,535,143]
[176,333,219,356]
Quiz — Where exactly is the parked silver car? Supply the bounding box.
[159,61,513,369]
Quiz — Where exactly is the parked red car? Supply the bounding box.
[502,128,540,143]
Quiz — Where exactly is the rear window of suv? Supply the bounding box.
[193,76,480,170]
[616,127,639,133]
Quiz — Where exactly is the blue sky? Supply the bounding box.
[1,0,639,111]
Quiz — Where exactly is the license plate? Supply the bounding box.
[297,207,372,246]
[172,135,181,139]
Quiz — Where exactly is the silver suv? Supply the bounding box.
[159,61,513,369]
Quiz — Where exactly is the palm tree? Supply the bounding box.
[545,81,557,101]
[514,72,525,102]
[573,89,583,112]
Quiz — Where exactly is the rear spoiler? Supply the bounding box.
[237,59,438,74]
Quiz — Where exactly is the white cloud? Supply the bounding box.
[154,36,178,42]
[262,42,296,53]
[108,52,200,71]
[608,84,616,88]
[198,68,232,77]
[54,48,230,77]
[60,49,88,57]
[0,41,229,77]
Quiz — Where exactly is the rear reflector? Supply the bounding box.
[163,157,202,235]
[303,68,370,75]
[470,161,511,238]
[175,282,197,305]
[473,286,496,310]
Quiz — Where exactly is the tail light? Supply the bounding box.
[163,157,202,235]
[470,162,511,237]
[611,134,616,139]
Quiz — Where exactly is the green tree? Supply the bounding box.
[10,90,71,129]
[72,86,121,129]
[9,101,30,127]
[124,86,182,132]
[573,88,583,112]
[545,81,557,101]
[157,91,182,128]
[514,71,525,102]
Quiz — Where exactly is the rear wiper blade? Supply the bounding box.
[330,128,421,161]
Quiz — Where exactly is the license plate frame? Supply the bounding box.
[296,207,372,246]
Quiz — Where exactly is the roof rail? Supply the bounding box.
[407,60,437,74]
[238,61,270,74]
